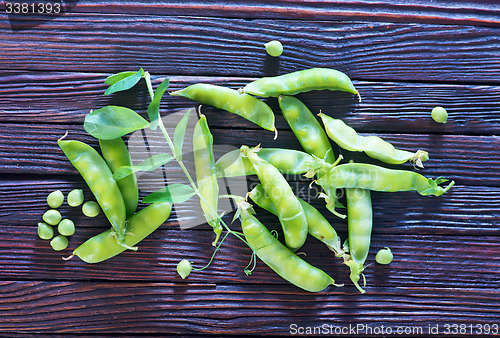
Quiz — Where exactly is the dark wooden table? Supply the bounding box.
[1,1,499,336]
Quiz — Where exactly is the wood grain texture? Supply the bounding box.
[0,281,498,334]
[0,123,498,187]
[1,72,499,135]
[24,0,500,27]
[1,15,499,82]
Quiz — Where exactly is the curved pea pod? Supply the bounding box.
[58,139,128,248]
[316,163,455,196]
[242,68,358,98]
[238,202,335,292]
[248,184,343,256]
[73,202,172,263]
[215,148,323,178]
[241,145,307,251]
[193,114,222,246]
[319,113,429,168]
[99,138,139,218]
[344,188,372,294]
[170,83,276,133]
[279,96,336,163]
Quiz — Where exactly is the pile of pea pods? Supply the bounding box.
[49,64,454,294]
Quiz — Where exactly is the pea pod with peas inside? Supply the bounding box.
[238,200,335,292]
[343,188,372,294]
[241,145,308,251]
[242,67,358,98]
[319,113,429,168]
[193,114,222,246]
[316,162,454,197]
[72,202,172,263]
[248,184,343,256]
[58,138,131,250]
[170,83,276,135]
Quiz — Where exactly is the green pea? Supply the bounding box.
[42,209,61,226]
[82,201,100,217]
[46,190,64,208]
[375,247,393,265]
[58,219,75,236]
[37,222,54,240]
[50,235,69,251]
[431,106,448,123]
[177,259,192,279]
[67,189,84,207]
[265,40,283,57]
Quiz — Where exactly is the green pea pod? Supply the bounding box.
[238,202,335,292]
[58,138,129,249]
[215,148,323,178]
[193,114,222,246]
[170,83,276,134]
[242,68,358,98]
[344,188,372,294]
[248,184,343,256]
[319,113,429,168]
[277,96,345,219]
[241,145,307,251]
[317,163,455,196]
[99,138,139,218]
[73,202,172,263]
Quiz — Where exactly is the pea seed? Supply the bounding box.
[264,40,283,57]
[177,259,192,279]
[67,189,84,207]
[50,235,69,251]
[46,190,64,208]
[82,201,100,217]
[375,247,393,265]
[431,106,448,124]
[58,219,75,236]
[42,209,61,226]
[37,222,54,240]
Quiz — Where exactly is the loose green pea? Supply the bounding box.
[431,106,448,124]
[50,235,69,251]
[67,189,84,207]
[37,222,54,240]
[42,209,61,226]
[58,219,75,236]
[265,40,283,57]
[82,201,100,217]
[177,259,192,279]
[46,190,64,208]
[375,247,393,265]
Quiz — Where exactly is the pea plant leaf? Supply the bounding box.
[105,71,138,86]
[84,105,150,140]
[147,78,170,130]
[173,108,192,161]
[104,68,144,96]
[142,184,195,204]
[112,153,174,181]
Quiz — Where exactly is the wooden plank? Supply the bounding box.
[1,15,499,83]
[0,281,498,334]
[1,177,498,235]
[1,72,498,135]
[0,123,498,186]
[9,0,499,27]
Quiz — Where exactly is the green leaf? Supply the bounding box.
[104,68,144,95]
[173,108,192,161]
[105,71,138,86]
[113,153,174,181]
[147,78,170,130]
[84,105,150,140]
[142,184,195,204]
